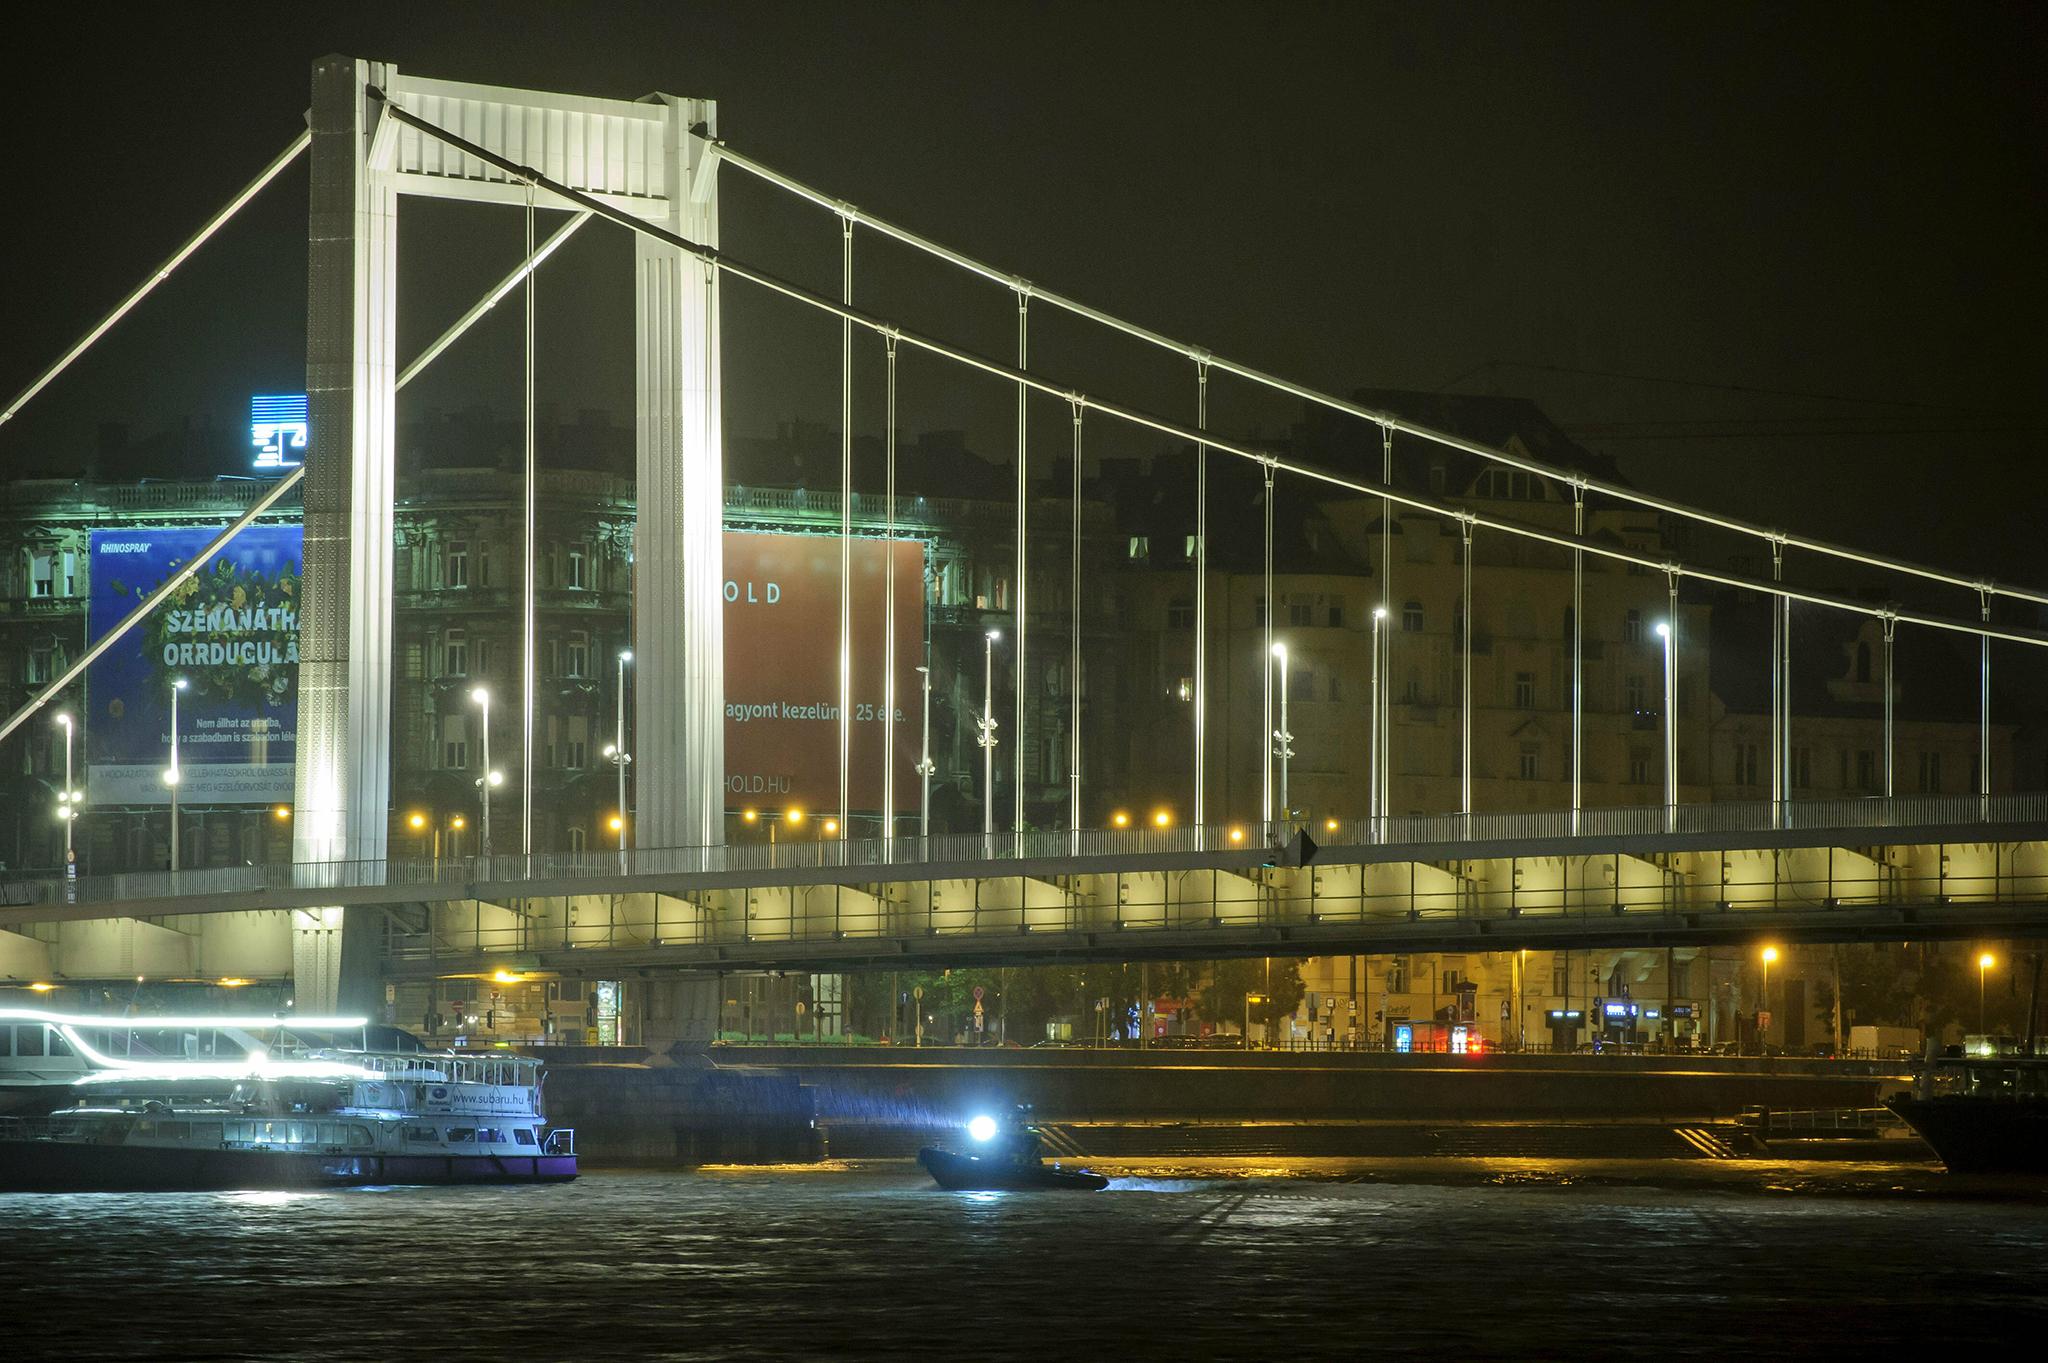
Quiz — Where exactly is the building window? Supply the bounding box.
[1519,743,1540,780]
[1327,605,1344,628]
[568,826,587,853]
[565,633,590,680]
[26,645,53,684]
[1402,601,1424,633]
[1551,956,1569,996]
[445,541,469,589]
[1793,746,1812,788]
[1622,609,1642,644]
[29,553,53,598]
[1734,741,1759,787]
[1126,536,1148,560]
[476,638,494,676]
[1288,602,1313,627]
[567,547,588,591]
[1514,672,1534,709]
[1165,599,1194,629]
[443,628,468,677]
[1918,751,1942,794]
[1475,468,1542,501]
[1404,670,1422,704]
[1624,675,1647,713]
[1253,599,1266,626]
[1386,957,1409,992]
[1183,534,1197,560]
[563,716,589,771]
[1175,676,1193,703]
[1855,749,1875,792]
[1629,752,1651,785]
[442,713,469,770]
[1441,967,1465,994]
[1289,667,1316,702]
[1327,674,1342,702]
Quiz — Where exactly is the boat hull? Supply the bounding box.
[1885,1097,2048,1174]
[917,1146,1108,1191]
[0,1139,578,1192]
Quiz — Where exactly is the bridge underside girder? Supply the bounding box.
[368,838,2048,979]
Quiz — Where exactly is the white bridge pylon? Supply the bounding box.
[297,57,725,871]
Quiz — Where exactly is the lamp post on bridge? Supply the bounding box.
[1369,607,1385,836]
[471,686,501,860]
[54,711,78,876]
[915,665,935,842]
[1978,952,1996,1033]
[604,648,633,865]
[163,677,188,871]
[1759,945,1778,1053]
[1270,642,1293,829]
[978,630,1001,843]
[1656,620,1677,827]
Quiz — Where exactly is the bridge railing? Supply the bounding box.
[4,791,2045,916]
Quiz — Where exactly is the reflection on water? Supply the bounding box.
[8,1160,2047,1360]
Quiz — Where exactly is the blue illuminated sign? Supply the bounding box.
[1393,1023,1414,1053]
[251,393,308,470]
[86,526,301,804]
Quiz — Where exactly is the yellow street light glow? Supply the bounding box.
[1152,809,1172,828]
[1761,946,1779,964]
[823,818,840,835]
[742,808,759,823]
[408,812,427,830]
[786,808,805,825]
[450,815,466,830]
[1324,818,1339,832]
[217,978,252,988]
[29,982,55,993]
[1979,952,1996,970]
[273,805,291,821]
[609,816,624,832]
[1229,827,1245,843]
[1112,811,1130,828]
[492,969,524,985]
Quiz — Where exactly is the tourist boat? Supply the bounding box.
[0,1009,577,1191]
[1885,1045,2048,1174]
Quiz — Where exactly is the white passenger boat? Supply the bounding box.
[0,1009,577,1191]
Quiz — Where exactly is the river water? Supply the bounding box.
[8,1159,2046,1360]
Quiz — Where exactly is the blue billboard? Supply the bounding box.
[86,526,301,805]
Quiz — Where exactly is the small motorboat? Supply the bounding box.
[917,1146,1109,1192]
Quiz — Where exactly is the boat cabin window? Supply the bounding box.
[47,1030,72,1057]
[513,1128,538,1146]
[345,1125,373,1148]
[447,1128,477,1143]
[405,1125,438,1142]
[475,1128,504,1144]
[16,1026,44,1057]
[192,1123,223,1145]
[0,1028,11,1056]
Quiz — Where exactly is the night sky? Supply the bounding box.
[3,1,2042,593]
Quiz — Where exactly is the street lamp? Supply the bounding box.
[1978,951,1996,1033]
[54,712,78,872]
[1270,642,1293,826]
[164,677,188,871]
[1370,607,1386,830]
[408,811,429,858]
[978,630,1001,840]
[1245,991,1268,1049]
[1655,621,1677,820]
[915,664,935,841]
[470,685,497,859]
[1760,944,1779,1051]
[607,649,633,862]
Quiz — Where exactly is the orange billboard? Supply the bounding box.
[724,532,925,813]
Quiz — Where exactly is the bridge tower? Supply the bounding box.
[293,56,726,1007]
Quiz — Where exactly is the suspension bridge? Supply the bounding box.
[2,59,2044,1018]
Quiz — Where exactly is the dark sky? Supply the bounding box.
[3,1,2042,595]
